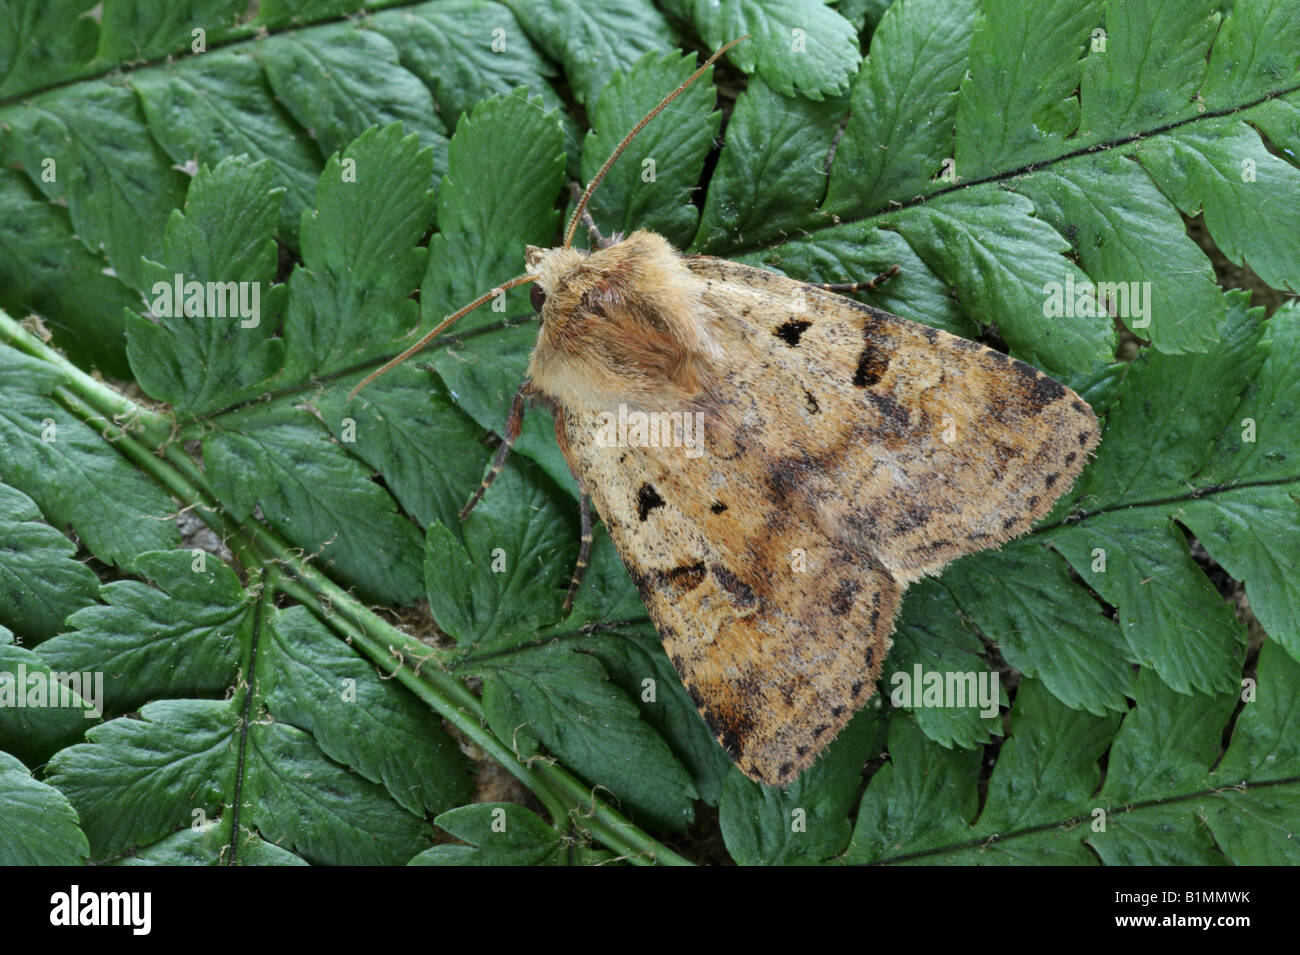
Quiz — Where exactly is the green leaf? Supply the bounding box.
[317,366,487,534]
[420,90,565,332]
[372,0,565,131]
[1202,0,1300,108]
[720,709,877,864]
[844,714,980,864]
[45,697,436,864]
[412,803,562,865]
[734,221,976,337]
[424,458,576,650]
[0,480,99,643]
[579,50,721,248]
[0,83,190,289]
[883,187,1116,376]
[0,627,99,767]
[884,579,1005,748]
[955,1,1102,175]
[571,621,735,807]
[694,75,843,253]
[1080,0,1216,138]
[0,169,137,376]
[475,641,699,832]
[126,156,287,416]
[692,0,862,100]
[133,49,321,245]
[0,343,181,570]
[261,606,473,817]
[36,550,247,716]
[96,0,250,63]
[1136,112,1300,295]
[281,123,432,379]
[503,0,678,109]
[824,0,979,215]
[244,719,435,866]
[943,542,1134,716]
[204,404,425,606]
[1015,151,1227,353]
[259,24,448,166]
[0,751,89,865]
[44,698,234,859]
[0,0,99,97]
[116,826,309,866]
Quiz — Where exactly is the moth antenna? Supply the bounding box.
[563,35,750,249]
[348,273,537,400]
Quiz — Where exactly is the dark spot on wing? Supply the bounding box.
[778,760,794,779]
[712,564,757,608]
[1078,430,1092,446]
[775,318,812,346]
[867,391,910,432]
[897,502,932,531]
[657,562,706,594]
[710,501,728,514]
[636,483,665,521]
[1065,452,1077,465]
[922,325,939,343]
[853,335,891,387]
[1044,472,1059,490]
[804,388,820,414]
[812,723,831,739]
[766,453,818,499]
[830,578,859,616]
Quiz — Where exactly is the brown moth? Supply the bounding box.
[352,40,1100,787]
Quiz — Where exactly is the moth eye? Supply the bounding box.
[530,283,547,312]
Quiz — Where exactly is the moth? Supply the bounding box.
[352,40,1099,787]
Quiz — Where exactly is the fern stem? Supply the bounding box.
[0,309,174,446]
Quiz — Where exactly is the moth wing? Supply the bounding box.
[686,256,1100,580]
[555,407,899,788]
[551,254,1097,787]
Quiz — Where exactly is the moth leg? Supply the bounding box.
[459,379,532,520]
[562,493,593,615]
[568,181,615,249]
[814,264,901,294]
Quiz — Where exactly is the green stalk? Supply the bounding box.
[0,310,173,446]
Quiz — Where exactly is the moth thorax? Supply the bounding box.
[525,231,721,412]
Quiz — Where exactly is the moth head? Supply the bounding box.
[524,244,587,320]
[524,231,721,412]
